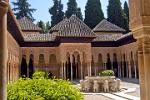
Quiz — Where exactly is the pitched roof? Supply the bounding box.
[93,19,126,32]
[18,17,42,31]
[49,18,68,32]
[50,15,96,37]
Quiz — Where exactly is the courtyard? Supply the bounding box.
[1,0,150,100]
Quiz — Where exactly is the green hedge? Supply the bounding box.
[32,71,49,79]
[99,70,115,76]
[7,71,83,100]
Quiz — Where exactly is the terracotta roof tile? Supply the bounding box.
[50,15,96,37]
[93,19,126,32]
[18,17,42,31]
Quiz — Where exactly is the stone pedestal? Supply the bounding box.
[0,1,9,100]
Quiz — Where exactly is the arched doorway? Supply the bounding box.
[38,54,45,68]
[97,53,103,71]
[65,52,80,80]
[66,53,71,80]
[29,54,34,78]
[20,55,27,77]
[49,54,57,77]
[106,53,112,70]
[113,53,118,77]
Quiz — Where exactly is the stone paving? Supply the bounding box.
[84,94,112,100]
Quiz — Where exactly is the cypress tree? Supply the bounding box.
[45,22,51,33]
[37,21,45,33]
[65,0,83,20]
[123,1,129,32]
[37,21,51,33]
[49,0,64,27]
[65,0,77,18]
[84,0,104,29]
[107,0,125,30]
[124,1,129,23]
[12,0,36,21]
[76,8,83,20]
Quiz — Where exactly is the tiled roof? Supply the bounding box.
[116,32,133,40]
[93,34,123,42]
[18,17,42,31]
[93,19,126,32]
[50,15,96,37]
[23,33,55,42]
[50,18,68,32]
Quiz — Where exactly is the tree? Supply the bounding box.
[12,0,36,21]
[37,21,45,33]
[49,0,64,27]
[45,21,51,33]
[76,8,83,20]
[65,0,83,20]
[37,21,51,33]
[84,0,104,29]
[124,1,129,23]
[65,0,77,18]
[107,0,126,30]
[123,1,129,32]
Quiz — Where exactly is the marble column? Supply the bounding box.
[61,62,64,79]
[0,1,9,100]
[64,62,66,80]
[70,55,73,81]
[88,61,92,76]
[133,53,137,78]
[128,61,132,78]
[80,61,83,79]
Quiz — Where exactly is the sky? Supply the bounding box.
[10,0,128,23]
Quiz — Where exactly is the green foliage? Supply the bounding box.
[32,71,49,79]
[37,21,51,34]
[12,0,36,21]
[99,70,115,76]
[76,8,83,21]
[84,0,104,29]
[124,1,129,23]
[49,0,64,27]
[123,1,129,32]
[7,74,83,100]
[65,0,83,20]
[107,0,128,32]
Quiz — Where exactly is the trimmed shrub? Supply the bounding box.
[32,71,49,79]
[99,70,115,76]
[7,72,83,100]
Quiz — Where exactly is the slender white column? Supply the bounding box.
[70,55,73,81]
[81,61,83,79]
[128,61,132,78]
[71,63,73,81]
[64,62,66,80]
[89,62,92,76]
[61,62,64,79]
[133,54,137,78]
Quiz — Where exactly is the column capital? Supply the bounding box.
[0,1,9,17]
